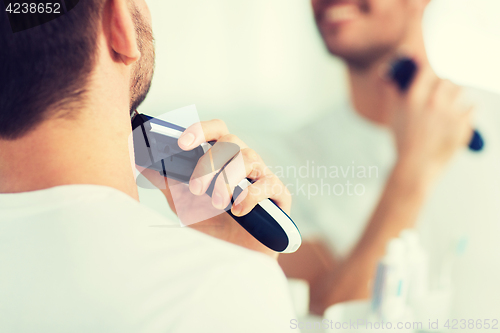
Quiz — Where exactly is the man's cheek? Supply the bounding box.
[138,0,152,23]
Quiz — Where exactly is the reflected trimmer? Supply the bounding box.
[389,57,484,152]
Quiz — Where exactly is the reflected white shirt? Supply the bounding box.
[248,87,500,319]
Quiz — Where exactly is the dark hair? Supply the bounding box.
[0,1,104,140]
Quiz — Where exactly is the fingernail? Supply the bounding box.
[190,178,203,195]
[212,192,224,210]
[232,203,243,216]
[178,133,196,148]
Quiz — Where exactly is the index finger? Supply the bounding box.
[178,119,230,151]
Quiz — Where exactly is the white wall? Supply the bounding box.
[424,0,500,94]
[140,0,347,131]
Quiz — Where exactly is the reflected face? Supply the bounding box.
[129,0,155,114]
[311,0,420,68]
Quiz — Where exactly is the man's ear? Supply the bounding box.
[107,0,140,66]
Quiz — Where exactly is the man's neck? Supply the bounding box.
[347,27,432,126]
[0,106,139,200]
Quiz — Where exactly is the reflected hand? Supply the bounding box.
[384,63,474,182]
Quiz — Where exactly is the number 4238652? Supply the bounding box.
[444,319,499,330]
[5,3,62,14]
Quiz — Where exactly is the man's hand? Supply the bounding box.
[282,64,476,315]
[141,119,291,259]
[385,64,474,184]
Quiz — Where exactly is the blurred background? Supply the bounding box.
[138,0,500,217]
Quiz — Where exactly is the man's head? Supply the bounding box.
[0,0,155,140]
[311,0,430,69]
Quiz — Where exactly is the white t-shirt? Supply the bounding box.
[247,87,500,319]
[0,185,297,333]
